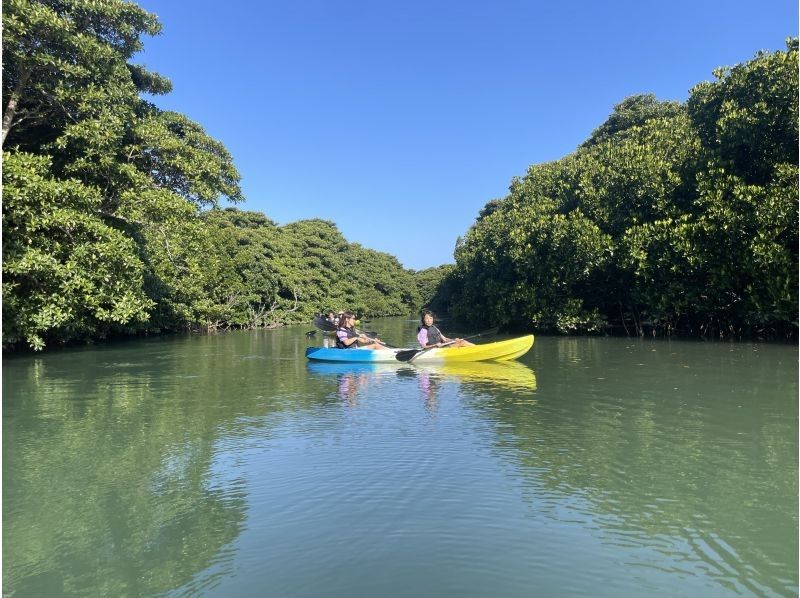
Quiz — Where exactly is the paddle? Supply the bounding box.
[313,315,337,332]
[395,327,500,362]
[312,315,397,348]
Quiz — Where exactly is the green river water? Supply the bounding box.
[3,318,798,597]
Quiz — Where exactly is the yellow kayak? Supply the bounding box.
[411,334,534,363]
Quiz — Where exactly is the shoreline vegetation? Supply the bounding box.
[3,1,797,352]
[434,40,798,342]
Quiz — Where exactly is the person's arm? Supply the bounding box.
[356,333,374,345]
[337,330,358,347]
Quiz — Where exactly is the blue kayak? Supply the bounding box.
[305,346,394,363]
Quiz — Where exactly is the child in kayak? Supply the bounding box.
[417,310,474,348]
[336,312,385,349]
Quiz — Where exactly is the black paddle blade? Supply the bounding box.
[395,349,420,362]
[313,316,336,332]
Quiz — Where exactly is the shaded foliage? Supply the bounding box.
[413,265,454,312]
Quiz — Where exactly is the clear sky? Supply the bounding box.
[135,0,796,271]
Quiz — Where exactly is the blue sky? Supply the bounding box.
[136,0,796,271]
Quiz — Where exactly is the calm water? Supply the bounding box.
[3,318,798,597]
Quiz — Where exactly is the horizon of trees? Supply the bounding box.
[3,1,796,351]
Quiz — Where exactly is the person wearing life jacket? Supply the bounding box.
[417,309,474,348]
[336,312,384,349]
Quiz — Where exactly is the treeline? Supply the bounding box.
[2,0,422,351]
[4,2,796,351]
[193,210,421,328]
[432,40,798,338]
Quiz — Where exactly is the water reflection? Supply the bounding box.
[470,338,798,596]
[306,360,537,392]
[4,326,796,597]
[3,344,250,596]
[417,371,440,414]
[306,360,538,413]
[335,371,374,406]
[415,361,537,395]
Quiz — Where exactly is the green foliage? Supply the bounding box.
[581,93,684,149]
[5,0,794,348]
[2,0,162,149]
[2,1,419,351]
[687,38,799,185]
[3,152,153,350]
[440,41,798,337]
[623,164,799,333]
[196,210,420,328]
[451,195,612,332]
[412,265,454,311]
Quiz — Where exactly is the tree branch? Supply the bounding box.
[156,226,188,273]
[3,68,32,147]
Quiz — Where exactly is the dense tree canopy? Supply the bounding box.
[436,40,798,338]
[196,210,421,329]
[2,1,421,351]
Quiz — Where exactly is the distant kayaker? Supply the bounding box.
[336,312,384,349]
[417,310,474,348]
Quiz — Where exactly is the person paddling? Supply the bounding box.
[336,312,384,350]
[417,310,474,348]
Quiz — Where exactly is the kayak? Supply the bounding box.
[304,335,534,363]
